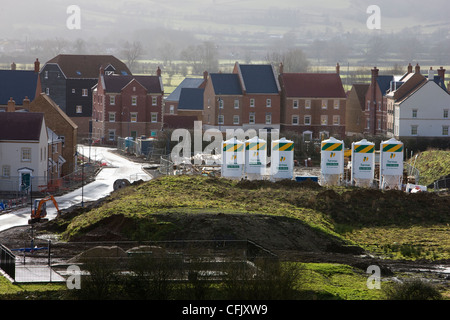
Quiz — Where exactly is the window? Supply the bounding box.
[292,115,299,125]
[2,165,10,178]
[412,109,417,118]
[151,113,158,123]
[378,119,381,130]
[444,109,449,119]
[76,105,83,114]
[21,148,31,162]
[293,100,299,109]
[108,130,115,141]
[378,101,382,111]
[234,99,239,109]
[152,97,157,106]
[443,126,449,136]
[322,100,328,109]
[46,88,50,95]
[110,96,115,105]
[265,113,272,125]
[304,115,311,125]
[219,99,224,109]
[249,113,255,124]
[169,105,175,114]
[250,99,255,108]
[218,115,224,125]
[305,100,311,109]
[411,125,418,135]
[334,100,340,109]
[44,71,48,79]
[109,112,115,122]
[266,99,271,107]
[131,112,138,122]
[132,96,137,106]
[72,89,76,94]
[333,115,340,125]
[233,115,240,125]
[303,132,312,142]
[321,115,328,125]
[82,89,88,97]
[367,101,371,111]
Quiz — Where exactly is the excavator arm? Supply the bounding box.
[29,195,61,224]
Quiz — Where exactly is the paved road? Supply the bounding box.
[0,146,152,232]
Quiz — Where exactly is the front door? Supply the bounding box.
[21,173,31,192]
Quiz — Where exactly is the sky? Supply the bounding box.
[1,0,449,40]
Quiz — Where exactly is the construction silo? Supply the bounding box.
[351,139,375,188]
[244,136,267,180]
[379,138,404,190]
[321,137,344,186]
[221,137,245,180]
[270,138,294,180]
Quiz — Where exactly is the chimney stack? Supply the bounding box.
[371,66,379,85]
[415,63,420,74]
[157,66,161,77]
[438,66,446,82]
[99,65,105,76]
[428,67,434,81]
[7,97,16,112]
[203,70,209,80]
[336,62,340,75]
[23,96,30,109]
[407,63,412,74]
[34,58,40,73]
[279,62,284,75]
[11,62,16,70]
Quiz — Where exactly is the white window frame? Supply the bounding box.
[76,105,83,114]
[249,113,255,124]
[293,100,299,109]
[412,109,417,118]
[131,112,138,123]
[321,115,328,126]
[152,97,157,106]
[334,100,340,109]
[442,126,449,136]
[333,115,340,126]
[443,109,448,119]
[305,100,311,109]
[233,115,240,125]
[109,112,116,122]
[411,125,418,136]
[110,96,116,105]
[304,115,311,126]
[265,113,272,125]
[131,96,137,106]
[151,113,158,123]
[218,115,224,125]
[292,115,299,125]
[108,130,115,141]
[250,99,255,108]
[234,99,239,109]
[21,148,31,162]
[322,100,328,109]
[2,165,11,178]
[266,99,272,108]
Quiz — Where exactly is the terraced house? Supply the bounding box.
[203,62,281,133]
[279,64,346,141]
[92,66,164,144]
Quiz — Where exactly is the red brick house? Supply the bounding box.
[203,62,281,133]
[92,67,164,143]
[279,66,347,141]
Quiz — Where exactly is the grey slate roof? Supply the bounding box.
[0,70,39,105]
[166,78,205,102]
[210,73,242,95]
[178,88,204,110]
[238,64,279,94]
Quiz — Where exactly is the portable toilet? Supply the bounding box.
[270,138,294,180]
[379,138,404,190]
[351,139,375,187]
[321,137,344,186]
[221,137,245,179]
[244,136,267,180]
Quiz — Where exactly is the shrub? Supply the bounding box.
[384,279,442,300]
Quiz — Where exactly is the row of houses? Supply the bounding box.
[1,55,449,193]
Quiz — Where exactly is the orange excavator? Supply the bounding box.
[28,195,61,224]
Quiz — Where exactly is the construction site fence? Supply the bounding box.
[0,244,15,280]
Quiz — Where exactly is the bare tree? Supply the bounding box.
[122,41,144,72]
[266,48,309,73]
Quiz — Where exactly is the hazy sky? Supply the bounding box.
[1,0,449,40]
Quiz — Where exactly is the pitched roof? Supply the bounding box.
[352,84,370,106]
[178,88,204,110]
[31,93,78,129]
[0,112,44,141]
[376,75,395,96]
[0,70,39,105]
[237,64,280,94]
[166,78,205,102]
[280,73,346,98]
[45,54,131,79]
[102,74,163,94]
[210,73,242,95]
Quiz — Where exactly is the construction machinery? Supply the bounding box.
[28,195,61,224]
